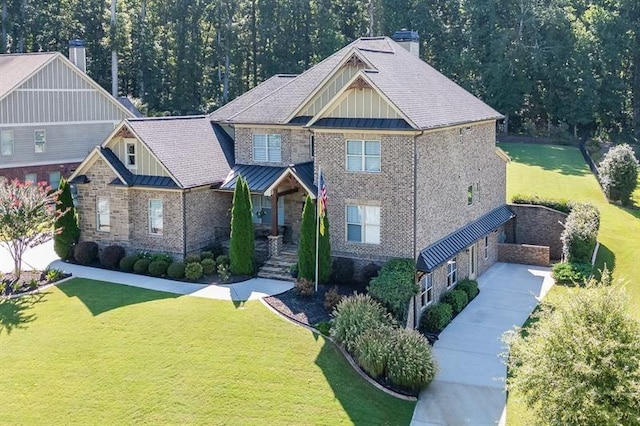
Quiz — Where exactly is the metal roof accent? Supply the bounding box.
[100,147,179,188]
[288,116,313,125]
[100,147,133,184]
[221,162,316,195]
[417,205,515,272]
[311,117,412,130]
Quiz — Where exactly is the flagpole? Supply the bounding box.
[315,165,321,293]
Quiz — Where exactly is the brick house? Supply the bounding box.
[71,32,513,323]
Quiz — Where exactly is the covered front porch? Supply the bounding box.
[219,161,316,258]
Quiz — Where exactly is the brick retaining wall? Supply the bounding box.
[506,204,566,260]
[498,243,549,266]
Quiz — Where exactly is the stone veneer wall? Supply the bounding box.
[505,204,566,260]
[234,127,312,166]
[185,188,232,254]
[498,243,550,266]
[314,132,415,261]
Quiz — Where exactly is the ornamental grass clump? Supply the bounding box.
[386,328,437,391]
[353,326,393,378]
[331,293,393,353]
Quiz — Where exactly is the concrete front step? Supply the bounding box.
[257,272,296,282]
[259,265,293,274]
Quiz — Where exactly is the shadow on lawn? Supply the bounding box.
[58,279,178,316]
[0,293,45,336]
[501,144,590,176]
[595,243,616,277]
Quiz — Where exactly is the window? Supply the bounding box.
[1,130,13,156]
[34,129,46,153]
[251,195,284,225]
[49,171,61,189]
[25,173,37,184]
[346,205,380,244]
[467,185,474,205]
[97,197,110,231]
[253,134,281,162]
[484,235,489,259]
[309,134,315,158]
[420,273,433,308]
[447,257,458,288]
[149,199,163,235]
[126,143,136,169]
[346,140,381,172]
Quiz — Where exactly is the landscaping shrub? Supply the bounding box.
[185,262,203,281]
[314,321,332,336]
[119,255,139,272]
[318,215,331,284]
[167,262,186,279]
[361,262,381,286]
[150,253,172,263]
[298,195,316,281]
[419,303,453,333]
[561,202,600,263]
[367,258,418,323]
[200,251,214,260]
[201,258,216,275]
[552,262,593,285]
[216,255,230,267]
[323,286,343,313]
[217,263,230,281]
[442,289,468,315]
[148,260,169,277]
[331,293,393,353]
[53,177,80,260]
[45,268,64,282]
[295,278,314,298]
[229,176,255,275]
[330,257,354,285]
[204,241,224,258]
[511,194,572,214]
[456,279,479,301]
[289,263,298,279]
[73,241,99,265]
[99,244,126,269]
[386,328,437,390]
[353,326,393,378]
[185,254,201,264]
[133,258,152,274]
[598,143,639,205]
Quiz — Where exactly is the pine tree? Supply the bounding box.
[53,177,80,260]
[318,214,331,284]
[229,176,254,275]
[298,195,316,281]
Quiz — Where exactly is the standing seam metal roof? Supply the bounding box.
[221,162,316,194]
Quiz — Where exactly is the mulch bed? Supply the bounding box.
[1,270,71,297]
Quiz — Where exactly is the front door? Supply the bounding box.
[469,244,477,279]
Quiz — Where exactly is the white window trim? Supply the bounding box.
[447,257,458,288]
[346,139,381,172]
[34,129,46,153]
[345,204,380,244]
[97,197,110,232]
[252,133,282,163]
[484,235,489,260]
[126,142,137,170]
[420,273,434,309]
[149,199,163,236]
[1,130,14,156]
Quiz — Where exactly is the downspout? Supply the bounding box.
[182,190,187,259]
[411,130,424,329]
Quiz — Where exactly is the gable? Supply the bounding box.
[324,86,402,119]
[105,131,172,178]
[299,63,366,117]
[0,56,131,124]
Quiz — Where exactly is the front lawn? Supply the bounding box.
[0,279,414,424]
[502,143,640,425]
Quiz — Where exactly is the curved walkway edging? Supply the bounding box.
[1,276,75,301]
[259,298,418,402]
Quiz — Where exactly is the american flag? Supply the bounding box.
[318,170,327,235]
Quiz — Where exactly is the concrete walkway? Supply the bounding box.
[1,240,293,301]
[411,262,554,426]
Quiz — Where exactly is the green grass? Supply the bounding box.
[0,279,414,425]
[502,143,640,425]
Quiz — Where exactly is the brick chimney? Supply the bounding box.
[68,39,87,73]
[391,30,419,57]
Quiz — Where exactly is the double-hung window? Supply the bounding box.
[126,142,137,169]
[25,173,37,184]
[34,129,46,153]
[49,171,61,189]
[421,273,433,308]
[253,134,281,163]
[149,199,163,235]
[447,257,458,288]
[346,205,380,244]
[97,197,110,231]
[1,130,13,156]
[346,140,380,172]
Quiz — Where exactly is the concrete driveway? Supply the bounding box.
[411,262,554,426]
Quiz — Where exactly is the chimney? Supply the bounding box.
[391,30,420,57]
[68,39,87,73]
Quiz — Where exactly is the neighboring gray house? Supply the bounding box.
[0,44,135,187]
[72,32,514,325]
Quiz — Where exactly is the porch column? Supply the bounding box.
[271,190,278,236]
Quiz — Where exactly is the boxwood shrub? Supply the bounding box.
[185,254,201,264]
[552,262,593,285]
[185,262,203,281]
[201,258,216,275]
[442,289,468,315]
[386,328,437,390]
[133,258,152,275]
[167,262,186,279]
[216,255,230,267]
[73,241,99,265]
[331,293,393,353]
[119,255,139,272]
[419,302,453,333]
[99,244,126,269]
[148,260,169,277]
[456,279,479,301]
[367,258,418,323]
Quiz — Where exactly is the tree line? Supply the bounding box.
[1,0,638,140]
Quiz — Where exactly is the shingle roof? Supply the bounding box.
[416,205,514,272]
[125,116,234,188]
[220,162,316,195]
[0,52,57,100]
[208,37,501,129]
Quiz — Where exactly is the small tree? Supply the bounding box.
[229,176,254,275]
[598,143,639,205]
[318,214,331,284]
[504,273,640,425]
[0,179,62,279]
[297,195,316,281]
[53,177,80,260]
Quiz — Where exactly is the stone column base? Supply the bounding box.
[268,235,283,257]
